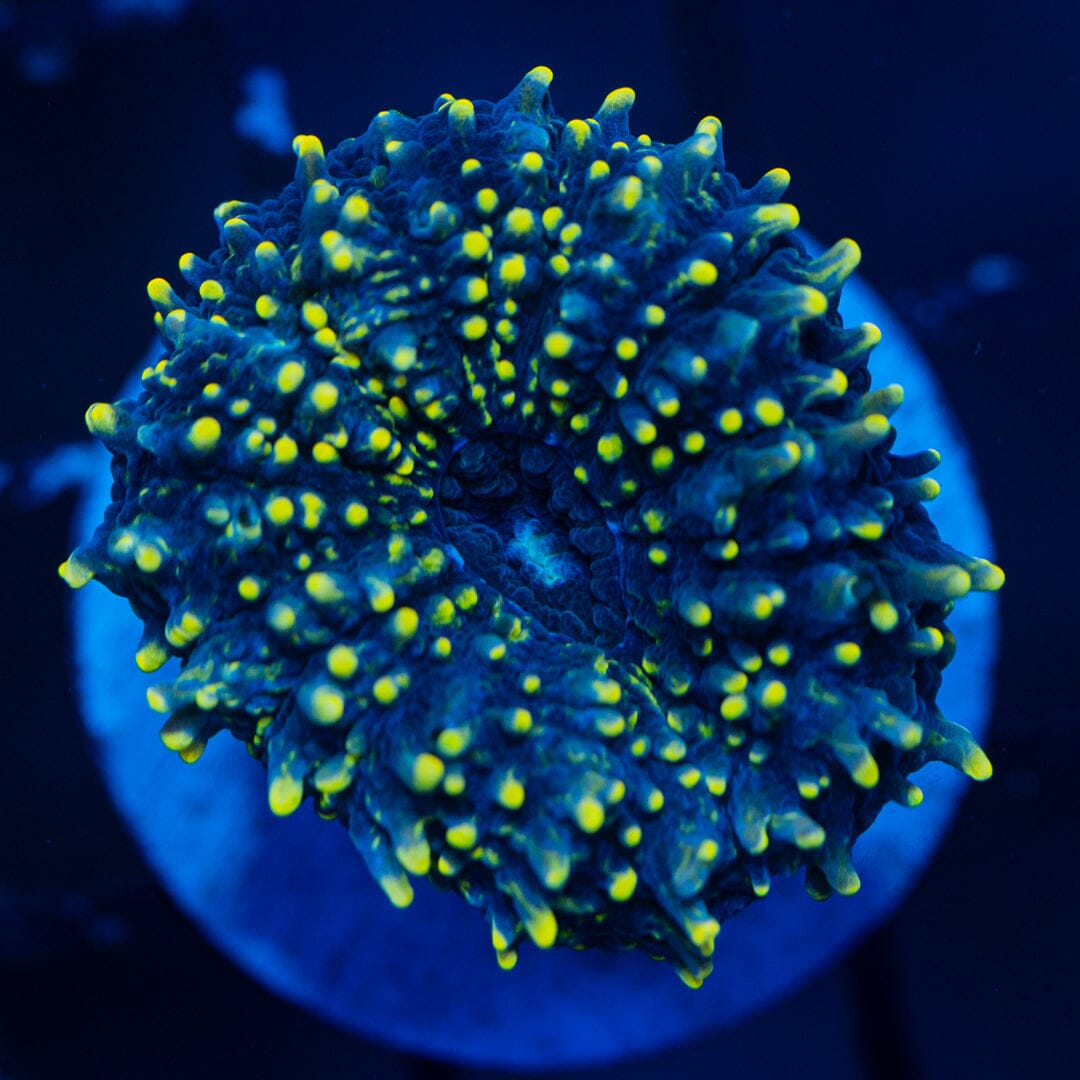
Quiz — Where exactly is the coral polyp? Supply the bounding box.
[61,66,1002,986]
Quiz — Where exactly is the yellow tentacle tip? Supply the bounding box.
[85,401,118,438]
[58,555,94,589]
[597,86,636,118]
[268,773,304,817]
[964,745,993,782]
[971,559,1006,592]
[292,133,325,159]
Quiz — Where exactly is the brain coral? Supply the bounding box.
[61,66,1002,987]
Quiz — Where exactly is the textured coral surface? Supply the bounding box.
[61,67,1002,985]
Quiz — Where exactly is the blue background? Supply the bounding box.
[0,0,1074,1076]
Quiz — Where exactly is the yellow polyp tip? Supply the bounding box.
[343,501,368,528]
[135,641,168,673]
[750,594,774,620]
[720,692,748,721]
[519,150,544,174]
[146,276,175,303]
[659,737,687,763]
[863,413,891,437]
[796,825,827,851]
[527,65,554,86]
[689,916,721,953]
[834,641,861,666]
[574,795,605,834]
[410,752,445,792]
[446,822,478,850]
[365,577,395,613]
[326,644,359,679]
[760,679,787,709]
[160,723,195,753]
[187,416,221,453]
[179,611,205,639]
[836,870,862,896]
[461,314,488,340]
[146,686,169,714]
[134,543,163,573]
[309,380,339,412]
[376,674,405,705]
[391,606,419,640]
[591,678,621,705]
[497,773,525,810]
[276,360,306,394]
[177,740,207,764]
[849,519,885,541]
[704,774,728,797]
[58,556,94,589]
[882,382,905,406]
[305,571,343,604]
[688,258,718,287]
[544,329,573,358]
[964,745,993,781]
[85,401,118,438]
[744,827,769,856]
[943,567,972,598]
[268,774,304,817]
[507,707,533,734]
[588,159,611,182]
[448,98,475,122]
[526,908,558,949]
[897,719,924,750]
[835,236,862,268]
[753,397,785,427]
[436,725,470,760]
[599,86,636,115]
[608,866,638,903]
[496,948,518,971]
[852,752,880,789]
[292,133,325,159]
[675,966,708,989]
[308,685,345,724]
[507,207,537,237]
[461,230,489,259]
[268,603,296,633]
[718,407,743,435]
[489,920,511,953]
[379,873,414,909]
[395,839,431,876]
[974,559,1006,591]
[680,600,712,628]
[870,600,899,633]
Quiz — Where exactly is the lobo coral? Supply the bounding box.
[61,67,1002,986]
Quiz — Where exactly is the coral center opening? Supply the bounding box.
[437,434,626,649]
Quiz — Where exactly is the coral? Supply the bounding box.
[60,67,1002,986]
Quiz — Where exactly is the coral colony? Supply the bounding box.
[62,68,1002,987]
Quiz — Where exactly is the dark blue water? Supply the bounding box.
[1,1,1074,1076]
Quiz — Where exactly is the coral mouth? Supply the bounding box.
[437,433,626,650]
